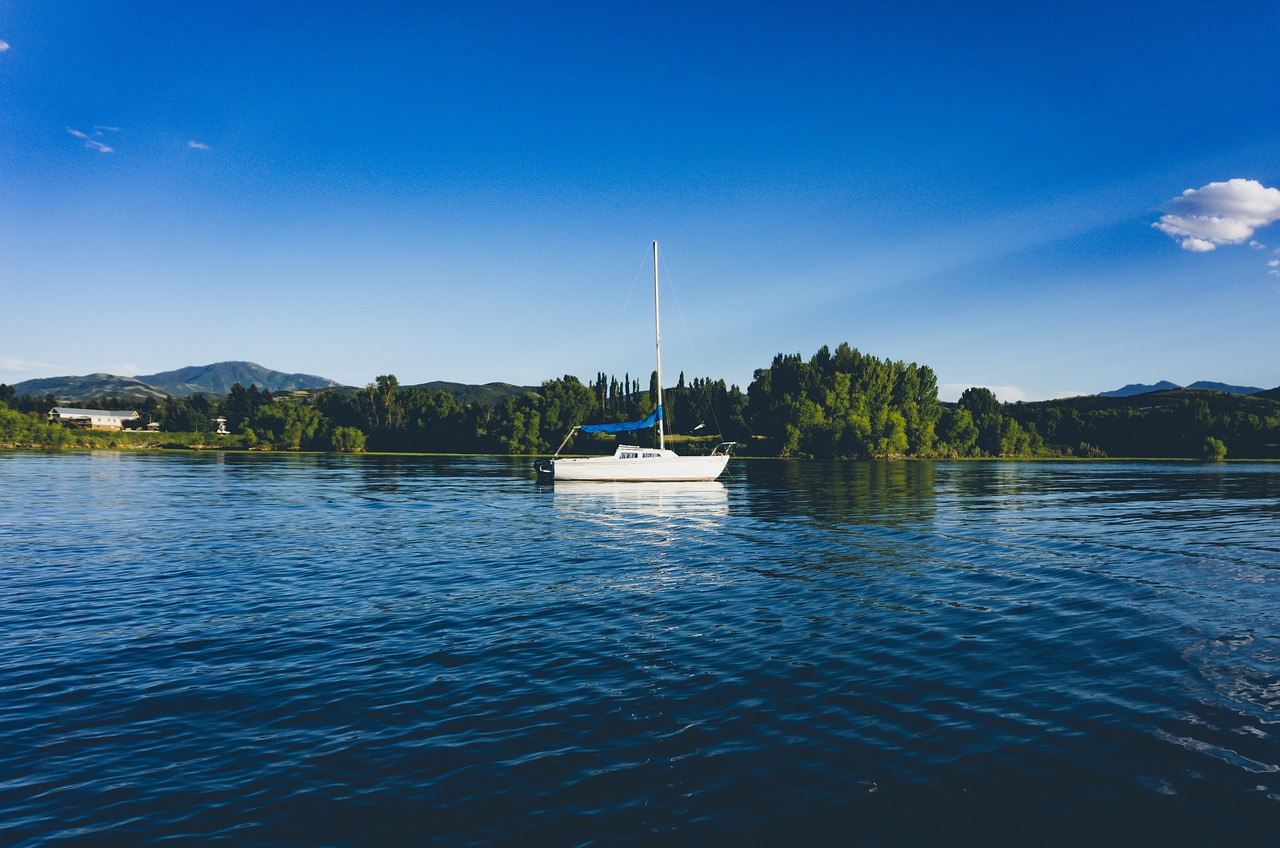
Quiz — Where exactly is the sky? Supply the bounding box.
[2,1,1279,402]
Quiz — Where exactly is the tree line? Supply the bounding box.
[3,343,1277,458]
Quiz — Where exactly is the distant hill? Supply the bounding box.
[11,361,340,401]
[8,362,538,406]
[1255,386,1280,402]
[135,362,339,396]
[8,373,170,401]
[1187,380,1265,395]
[1099,380,1264,397]
[413,381,538,406]
[1098,381,1181,397]
[1027,387,1280,416]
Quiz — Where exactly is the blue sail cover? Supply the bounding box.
[579,407,662,434]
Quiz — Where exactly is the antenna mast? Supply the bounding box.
[653,240,664,450]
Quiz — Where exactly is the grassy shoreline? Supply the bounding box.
[2,439,1271,462]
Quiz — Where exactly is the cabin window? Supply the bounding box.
[643,453,659,458]
[621,452,638,459]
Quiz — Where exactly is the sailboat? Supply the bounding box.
[534,242,734,483]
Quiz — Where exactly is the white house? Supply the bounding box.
[48,407,141,431]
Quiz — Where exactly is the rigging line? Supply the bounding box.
[605,247,653,363]
[658,248,726,438]
[592,246,657,425]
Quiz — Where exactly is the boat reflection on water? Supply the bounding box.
[546,481,732,592]
[549,479,728,508]
[546,480,729,533]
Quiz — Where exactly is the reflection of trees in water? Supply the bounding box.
[935,460,1056,510]
[938,461,1280,520]
[341,454,531,499]
[741,460,937,527]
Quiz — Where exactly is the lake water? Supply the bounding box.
[2,452,1278,846]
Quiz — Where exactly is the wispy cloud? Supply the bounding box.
[0,356,58,373]
[1153,178,1280,252]
[187,140,211,150]
[0,358,147,384]
[0,356,64,384]
[66,126,117,153]
[0,39,11,52]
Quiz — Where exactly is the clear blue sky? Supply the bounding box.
[3,1,1279,401]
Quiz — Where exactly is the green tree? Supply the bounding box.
[220,382,270,433]
[941,407,979,456]
[492,395,543,453]
[1202,436,1227,461]
[540,376,598,442]
[907,365,940,454]
[401,388,468,452]
[364,375,405,433]
[999,418,1032,456]
[958,387,1004,455]
[876,410,909,457]
[331,426,366,452]
[249,402,325,450]
[312,389,367,444]
[160,396,213,433]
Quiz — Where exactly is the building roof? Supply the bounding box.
[50,407,140,419]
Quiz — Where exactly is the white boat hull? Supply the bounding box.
[547,447,729,482]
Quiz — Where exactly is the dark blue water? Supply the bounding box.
[2,452,1278,846]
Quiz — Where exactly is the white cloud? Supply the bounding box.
[1270,260,1280,268]
[0,40,10,52]
[66,126,114,153]
[1181,237,1217,252]
[1250,240,1266,250]
[1153,178,1280,251]
[188,140,210,150]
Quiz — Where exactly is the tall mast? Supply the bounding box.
[653,240,664,450]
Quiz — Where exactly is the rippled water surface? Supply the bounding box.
[2,452,1278,846]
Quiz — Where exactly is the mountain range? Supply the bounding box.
[10,362,340,401]
[7,362,538,405]
[1098,381,1265,398]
